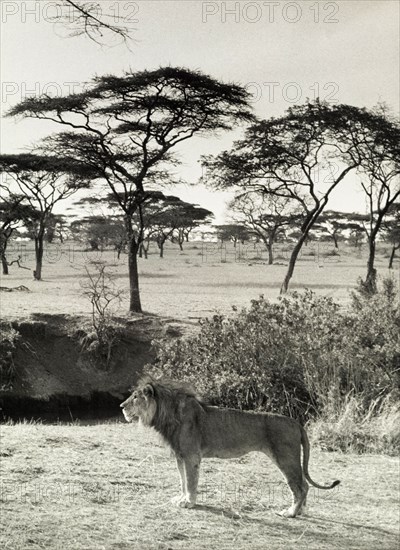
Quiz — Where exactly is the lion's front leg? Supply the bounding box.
[175,454,201,509]
[171,457,187,505]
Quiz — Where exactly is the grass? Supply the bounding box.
[309,396,400,456]
[1,241,399,548]
[1,421,399,550]
[1,240,398,320]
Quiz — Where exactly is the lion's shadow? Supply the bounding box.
[194,503,298,526]
[195,504,398,542]
[311,515,397,537]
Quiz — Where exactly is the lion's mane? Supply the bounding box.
[136,376,204,454]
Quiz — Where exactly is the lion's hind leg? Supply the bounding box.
[278,473,307,518]
[272,453,308,518]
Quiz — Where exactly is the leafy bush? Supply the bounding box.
[150,291,345,419]
[148,281,400,437]
[0,323,20,391]
[324,248,340,257]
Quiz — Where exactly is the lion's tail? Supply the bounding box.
[300,426,340,490]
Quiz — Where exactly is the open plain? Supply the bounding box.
[1,240,399,550]
[1,240,398,320]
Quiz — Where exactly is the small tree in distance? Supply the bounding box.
[0,196,35,275]
[315,210,354,250]
[228,193,301,264]
[215,224,252,248]
[174,204,213,251]
[45,214,69,244]
[0,154,95,280]
[138,195,213,258]
[383,203,400,269]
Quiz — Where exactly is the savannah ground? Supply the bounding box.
[1,421,399,550]
[1,240,399,550]
[1,239,399,320]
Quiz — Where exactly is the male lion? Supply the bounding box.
[120,376,340,518]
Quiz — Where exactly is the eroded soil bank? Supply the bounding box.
[0,313,187,421]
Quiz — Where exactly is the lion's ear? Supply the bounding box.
[142,384,154,398]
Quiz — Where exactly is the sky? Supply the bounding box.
[1,0,399,222]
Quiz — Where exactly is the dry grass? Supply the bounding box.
[1,241,399,548]
[309,396,400,456]
[1,241,398,320]
[1,421,399,550]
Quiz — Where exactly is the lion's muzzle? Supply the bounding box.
[120,402,134,423]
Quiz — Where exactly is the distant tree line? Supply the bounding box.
[1,64,399,312]
[215,204,400,269]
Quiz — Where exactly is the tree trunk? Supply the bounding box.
[1,253,8,275]
[128,236,142,313]
[159,241,164,258]
[142,237,150,259]
[281,238,306,294]
[139,244,143,258]
[388,245,399,269]
[364,237,377,294]
[267,243,273,265]
[265,231,277,265]
[33,233,44,280]
[1,238,9,275]
[333,233,339,249]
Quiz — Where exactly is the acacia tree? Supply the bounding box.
[314,210,355,249]
[350,107,400,293]
[174,204,213,250]
[137,195,212,258]
[152,205,178,259]
[202,101,376,293]
[0,154,94,280]
[347,220,366,249]
[7,67,253,312]
[71,214,124,252]
[0,195,35,275]
[228,193,301,264]
[384,203,400,269]
[73,195,128,256]
[45,214,69,244]
[215,224,252,247]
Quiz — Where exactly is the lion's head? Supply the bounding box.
[120,378,157,426]
[120,376,204,453]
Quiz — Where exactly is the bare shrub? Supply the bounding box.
[80,262,124,367]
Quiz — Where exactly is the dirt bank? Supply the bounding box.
[0,313,189,420]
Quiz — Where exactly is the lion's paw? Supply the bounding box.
[178,500,196,509]
[175,496,196,509]
[298,505,307,516]
[277,507,297,519]
[171,495,186,505]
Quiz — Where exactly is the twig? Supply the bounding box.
[7,255,30,271]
